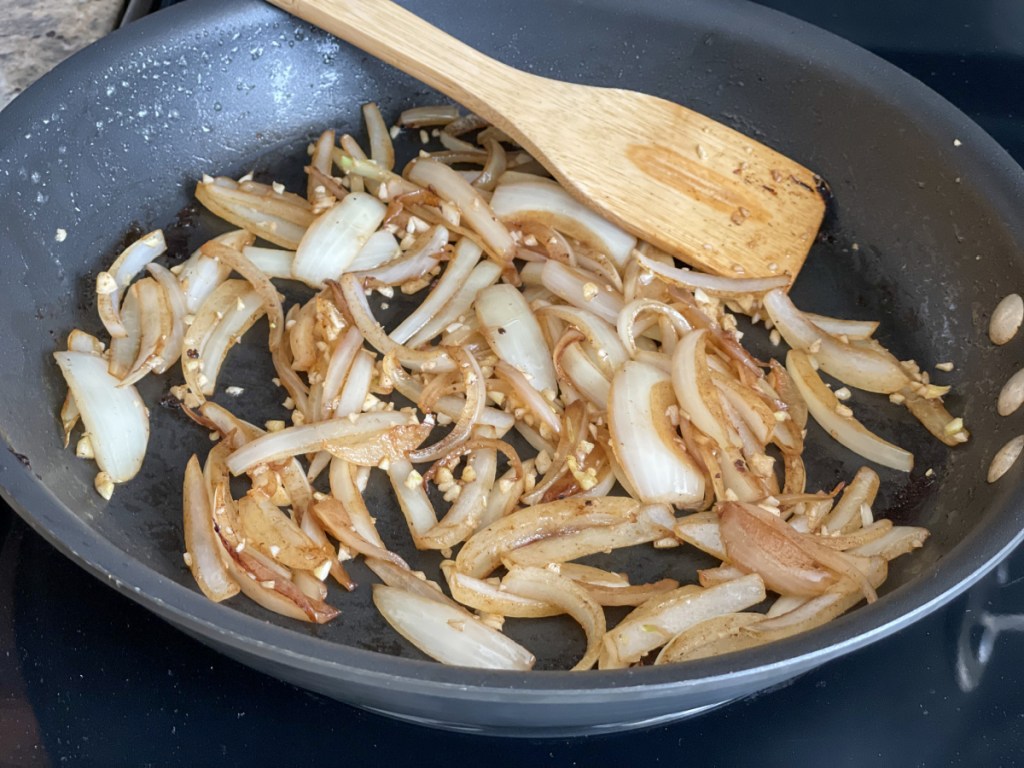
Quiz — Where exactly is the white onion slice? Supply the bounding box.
[195,177,313,249]
[635,251,789,295]
[406,261,502,348]
[292,192,387,287]
[333,349,374,419]
[538,304,628,376]
[599,574,767,668]
[787,350,913,472]
[456,496,642,578]
[387,458,439,546]
[144,263,187,374]
[226,411,419,475]
[540,260,623,325]
[338,273,456,372]
[608,361,705,507]
[96,229,166,338]
[502,565,606,670]
[182,454,239,602]
[764,289,909,394]
[805,312,879,340]
[391,238,483,344]
[243,247,296,280]
[184,281,265,398]
[362,101,395,172]
[490,179,636,267]
[353,224,447,287]
[177,230,252,313]
[347,230,401,273]
[476,283,557,393]
[406,158,515,262]
[54,351,149,484]
[372,585,535,670]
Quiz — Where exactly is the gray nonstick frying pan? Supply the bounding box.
[1,0,1023,735]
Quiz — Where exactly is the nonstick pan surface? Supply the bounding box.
[2,0,1023,735]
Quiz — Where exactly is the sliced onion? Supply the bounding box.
[599,574,767,668]
[609,361,704,507]
[473,137,507,192]
[195,176,314,248]
[787,350,913,472]
[540,260,623,324]
[500,503,675,570]
[291,192,387,287]
[476,283,557,393]
[502,565,606,670]
[54,351,149,484]
[764,289,909,394]
[144,263,187,374]
[347,230,401,273]
[328,458,386,547]
[391,237,483,344]
[119,277,173,387]
[96,229,166,338]
[490,179,636,267]
[382,353,514,432]
[353,224,447,287]
[311,497,409,569]
[406,158,515,262]
[493,361,561,437]
[849,526,929,560]
[398,104,460,128]
[455,496,642,578]
[237,491,331,571]
[182,454,239,601]
[654,612,765,664]
[243,246,296,280]
[337,273,455,372]
[372,584,535,670]
[406,261,502,348]
[333,349,375,419]
[387,458,439,546]
[820,466,879,534]
[406,347,485,464]
[674,511,726,559]
[226,411,420,475]
[306,129,337,202]
[443,564,557,618]
[418,444,496,550]
[319,326,364,420]
[107,280,142,380]
[720,502,837,597]
[635,251,789,295]
[537,304,628,376]
[362,101,395,172]
[617,299,692,358]
[183,280,265,398]
[177,230,252,313]
[805,312,878,340]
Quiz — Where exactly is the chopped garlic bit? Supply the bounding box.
[94,471,114,500]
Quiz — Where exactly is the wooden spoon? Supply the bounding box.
[268,0,826,279]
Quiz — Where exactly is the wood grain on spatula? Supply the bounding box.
[268,0,826,280]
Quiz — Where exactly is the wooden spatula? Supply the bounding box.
[268,0,826,280]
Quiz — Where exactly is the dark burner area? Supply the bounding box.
[3,0,1024,764]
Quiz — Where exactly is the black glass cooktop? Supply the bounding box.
[4,1,1024,765]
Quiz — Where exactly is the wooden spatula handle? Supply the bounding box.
[267,0,527,119]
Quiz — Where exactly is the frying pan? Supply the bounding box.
[1,0,1023,736]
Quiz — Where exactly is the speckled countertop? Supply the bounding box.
[0,0,124,109]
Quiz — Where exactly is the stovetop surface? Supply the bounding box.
[3,0,1024,765]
